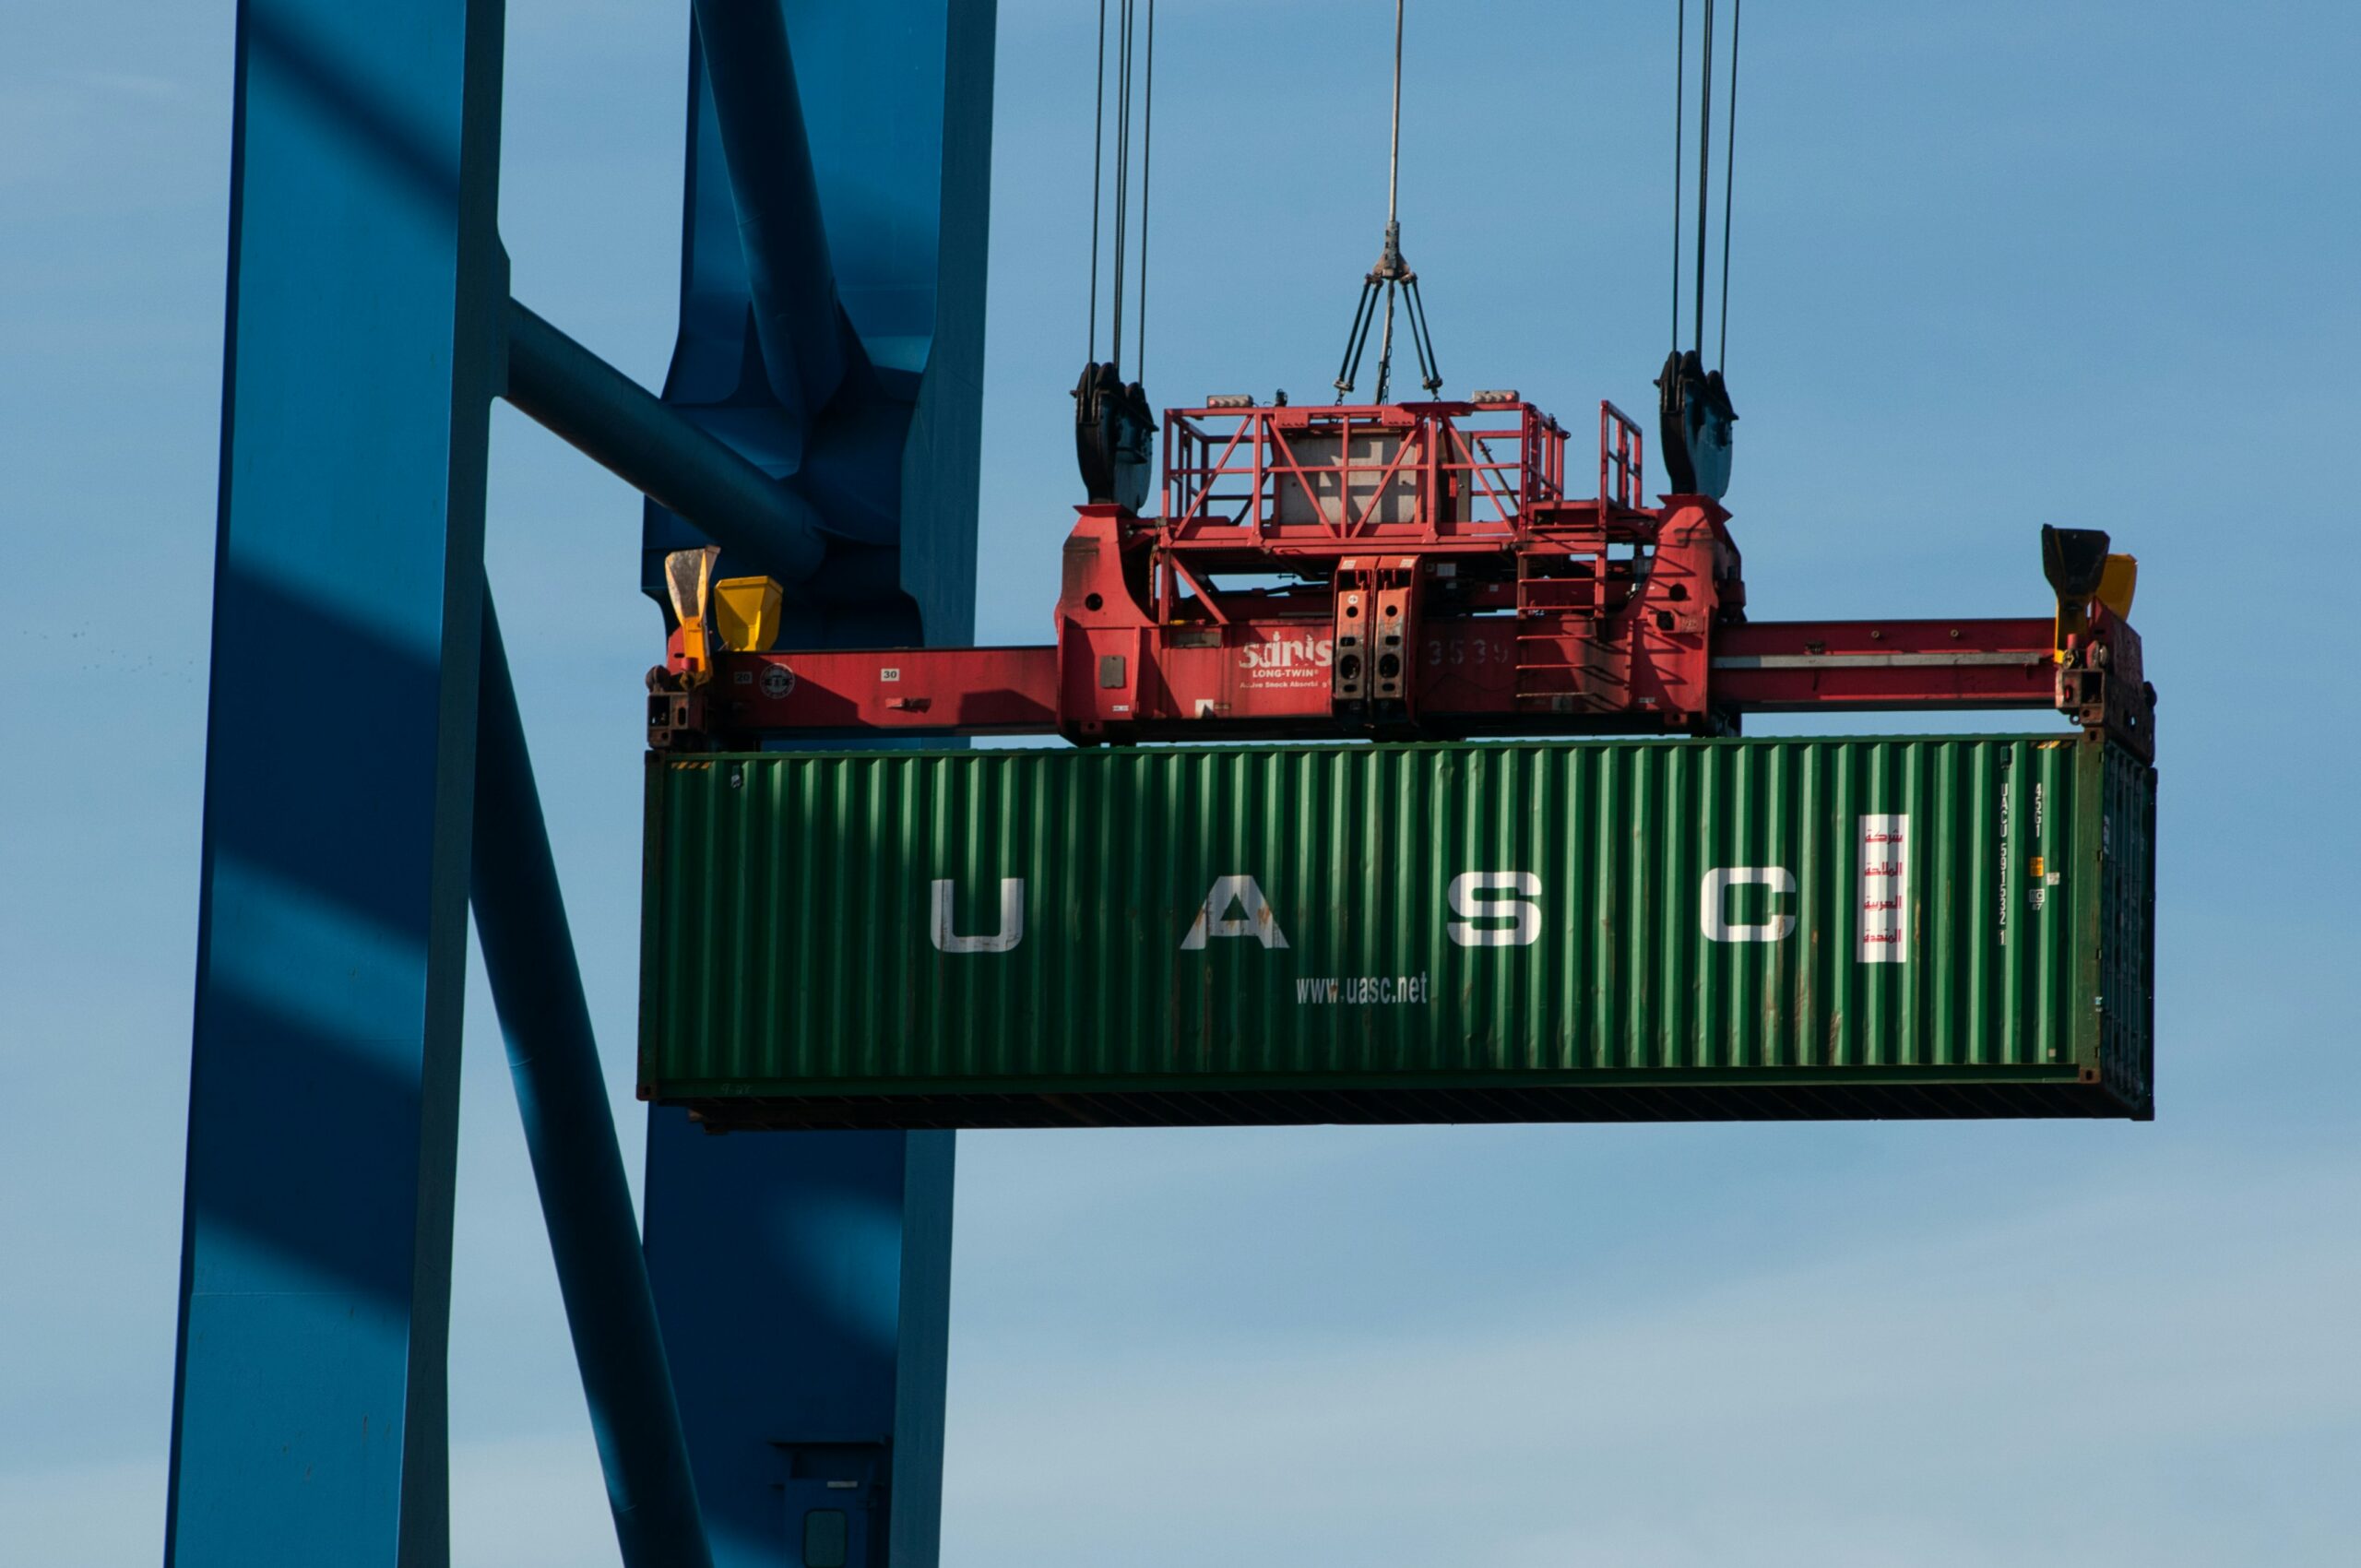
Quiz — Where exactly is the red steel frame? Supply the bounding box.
[654,398,2153,758]
[1160,399,1569,549]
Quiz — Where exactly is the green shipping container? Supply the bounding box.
[640,735,2155,1128]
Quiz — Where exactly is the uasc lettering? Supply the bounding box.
[927,853,1901,967]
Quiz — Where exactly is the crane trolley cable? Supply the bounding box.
[1074,0,1157,510]
[1658,0,1742,500]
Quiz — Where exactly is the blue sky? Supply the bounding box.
[4,1,2359,1563]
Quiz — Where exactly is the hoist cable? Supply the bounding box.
[1137,0,1155,384]
[1670,0,1685,351]
[1718,0,1741,371]
[1109,0,1133,374]
[1372,0,1407,403]
[1087,0,1106,362]
[1387,0,1405,232]
[1693,0,1714,359]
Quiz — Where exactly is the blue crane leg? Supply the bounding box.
[641,8,995,1561]
[165,1,507,1562]
[643,0,995,644]
[470,593,713,1568]
[645,1122,956,1568]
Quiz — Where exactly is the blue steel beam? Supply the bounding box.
[470,592,712,1568]
[643,6,995,1566]
[688,0,861,434]
[505,300,827,583]
[166,0,507,1562]
[645,1126,955,1568]
[642,0,994,647]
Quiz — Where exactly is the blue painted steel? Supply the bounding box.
[688,0,859,434]
[504,299,831,587]
[644,0,995,648]
[644,1124,955,1568]
[642,5,996,1564]
[471,593,713,1568]
[166,0,508,1562]
[176,0,997,1562]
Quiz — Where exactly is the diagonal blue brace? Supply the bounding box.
[503,299,902,607]
[505,300,830,582]
[471,591,712,1568]
[689,0,863,434]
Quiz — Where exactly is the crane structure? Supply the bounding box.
[170,3,985,1566]
[652,394,2153,757]
[166,3,2152,1567]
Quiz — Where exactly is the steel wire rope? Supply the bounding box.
[1137,0,1155,384]
[1110,0,1133,374]
[1373,0,1406,403]
[1334,0,1442,401]
[1670,0,1685,350]
[1693,0,1714,357]
[1087,0,1107,362]
[1387,0,1404,234]
[1717,0,1741,370]
[1395,0,1444,397]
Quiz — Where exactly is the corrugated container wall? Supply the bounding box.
[640,736,2155,1127]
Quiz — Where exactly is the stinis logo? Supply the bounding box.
[1238,636,1333,671]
